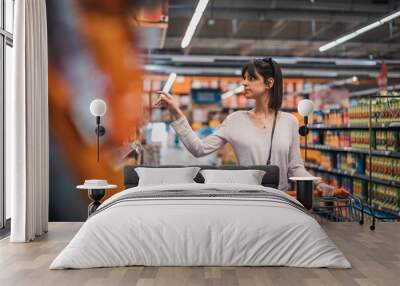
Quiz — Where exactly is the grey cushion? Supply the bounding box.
[200,169,266,185]
[124,165,280,189]
[135,167,201,186]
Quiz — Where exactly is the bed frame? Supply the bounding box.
[123,165,280,189]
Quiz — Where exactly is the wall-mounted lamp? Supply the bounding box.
[297,99,314,163]
[90,99,107,162]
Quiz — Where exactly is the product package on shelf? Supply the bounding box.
[352,179,367,201]
[375,130,387,151]
[349,96,400,126]
[312,110,324,125]
[303,149,320,165]
[349,98,369,126]
[365,156,400,182]
[306,150,364,176]
[324,131,351,148]
[336,153,364,175]
[372,97,400,124]
[299,131,314,146]
[373,130,399,152]
[311,108,349,126]
[371,184,400,216]
[325,108,349,126]
[350,131,370,149]
[320,152,335,170]
[387,131,399,151]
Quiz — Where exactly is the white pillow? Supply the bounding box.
[200,169,266,185]
[135,167,200,186]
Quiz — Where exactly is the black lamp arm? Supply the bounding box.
[303,115,308,125]
[94,116,106,163]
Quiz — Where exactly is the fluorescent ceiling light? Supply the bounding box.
[171,56,214,63]
[334,59,376,66]
[313,76,359,91]
[181,0,210,49]
[234,69,242,76]
[145,54,388,66]
[143,65,400,78]
[319,9,400,52]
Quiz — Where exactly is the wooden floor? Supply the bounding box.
[0,221,399,286]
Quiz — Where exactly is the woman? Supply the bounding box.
[154,58,333,193]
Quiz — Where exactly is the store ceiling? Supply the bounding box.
[144,0,400,78]
[162,0,400,58]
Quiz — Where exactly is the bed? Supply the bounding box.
[50,165,351,269]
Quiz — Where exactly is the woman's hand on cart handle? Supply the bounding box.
[316,182,336,197]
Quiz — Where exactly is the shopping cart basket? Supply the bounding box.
[288,188,364,223]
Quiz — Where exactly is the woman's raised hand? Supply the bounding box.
[153,91,184,121]
[153,91,175,107]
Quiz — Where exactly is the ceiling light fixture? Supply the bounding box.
[181,0,210,49]
[319,9,400,52]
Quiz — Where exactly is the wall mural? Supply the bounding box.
[47,0,313,221]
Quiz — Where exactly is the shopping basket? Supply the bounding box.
[288,188,364,223]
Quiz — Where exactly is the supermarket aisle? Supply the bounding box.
[304,90,400,219]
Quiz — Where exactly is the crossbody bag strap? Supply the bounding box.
[266,110,278,165]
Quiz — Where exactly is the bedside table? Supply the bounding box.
[77,180,117,217]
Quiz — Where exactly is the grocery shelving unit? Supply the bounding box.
[301,144,400,159]
[303,87,400,230]
[304,162,400,189]
[364,91,400,229]
[309,122,400,130]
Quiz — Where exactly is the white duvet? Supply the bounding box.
[50,183,351,269]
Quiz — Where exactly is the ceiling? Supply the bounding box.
[142,0,400,79]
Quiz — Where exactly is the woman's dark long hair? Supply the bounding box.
[241,58,283,111]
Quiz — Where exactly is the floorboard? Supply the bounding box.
[0,221,399,286]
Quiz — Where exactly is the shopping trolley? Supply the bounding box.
[288,188,365,223]
[311,189,365,223]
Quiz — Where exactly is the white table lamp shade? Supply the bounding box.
[90,99,107,117]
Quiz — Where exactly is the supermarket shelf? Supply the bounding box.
[304,163,369,181]
[301,144,400,159]
[309,122,400,130]
[353,202,400,220]
[370,205,400,219]
[349,84,400,98]
[370,149,400,158]
[309,125,368,130]
[304,163,400,188]
[349,95,400,99]
[371,122,400,128]
[367,176,400,188]
[302,144,368,154]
